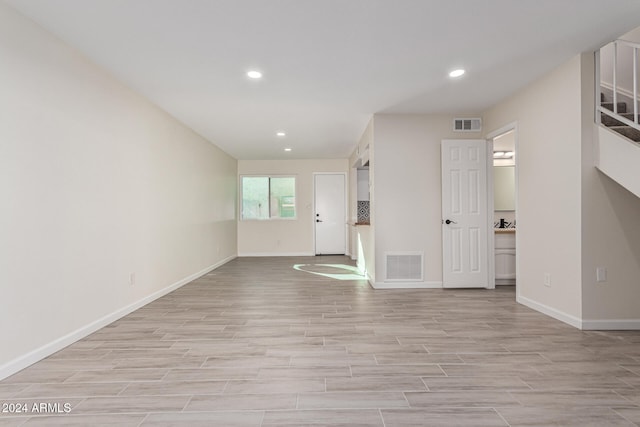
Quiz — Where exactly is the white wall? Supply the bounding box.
[486,52,640,328]
[0,3,237,378]
[357,170,370,201]
[484,56,584,324]
[354,52,640,327]
[372,114,482,286]
[237,159,348,256]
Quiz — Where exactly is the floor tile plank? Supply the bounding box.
[1,256,639,424]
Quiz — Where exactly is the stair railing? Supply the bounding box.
[596,39,640,131]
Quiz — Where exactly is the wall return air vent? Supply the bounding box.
[453,118,482,132]
[385,252,423,282]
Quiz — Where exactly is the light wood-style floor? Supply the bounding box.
[2,256,640,426]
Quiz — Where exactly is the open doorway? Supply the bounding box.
[488,126,517,291]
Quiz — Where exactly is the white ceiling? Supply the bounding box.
[6,0,640,160]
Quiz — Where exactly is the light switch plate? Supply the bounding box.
[596,267,607,283]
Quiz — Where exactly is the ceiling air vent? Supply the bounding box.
[453,118,482,132]
[385,252,423,282]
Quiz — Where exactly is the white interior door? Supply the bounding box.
[441,140,488,288]
[314,174,346,255]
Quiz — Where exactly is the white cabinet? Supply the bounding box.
[495,231,515,285]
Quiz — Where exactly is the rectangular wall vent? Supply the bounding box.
[453,118,482,132]
[385,252,423,282]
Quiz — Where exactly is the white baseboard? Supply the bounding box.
[581,319,640,330]
[370,281,443,289]
[0,255,236,381]
[238,252,315,257]
[516,295,582,329]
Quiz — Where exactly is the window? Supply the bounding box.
[241,176,296,220]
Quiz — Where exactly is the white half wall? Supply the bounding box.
[0,3,237,378]
[596,126,640,199]
[237,159,348,256]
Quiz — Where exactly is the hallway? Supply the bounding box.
[2,256,640,426]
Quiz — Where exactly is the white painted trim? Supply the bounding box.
[582,319,640,330]
[595,50,601,125]
[513,126,520,302]
[370,281,443,289]
[517,295,582,329]
[486,122,519,140]
[486,137,495,290]
[0,255,236,381]
[238,252,315,257]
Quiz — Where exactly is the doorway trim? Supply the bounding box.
[312,172,348,256]
[486,121,519,298]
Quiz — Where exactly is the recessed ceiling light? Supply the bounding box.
[449,69,465,78]
[247,70,262,79]
[284,148,292,152]
[276,132,286,137]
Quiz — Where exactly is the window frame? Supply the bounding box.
[239,175,297,221]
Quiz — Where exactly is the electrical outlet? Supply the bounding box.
[596,267,607,283]
[129,273,136,286]
[544,273,551,287]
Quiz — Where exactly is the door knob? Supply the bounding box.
[445,219,457,225]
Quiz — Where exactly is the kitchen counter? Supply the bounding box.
[494,228,515,233]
